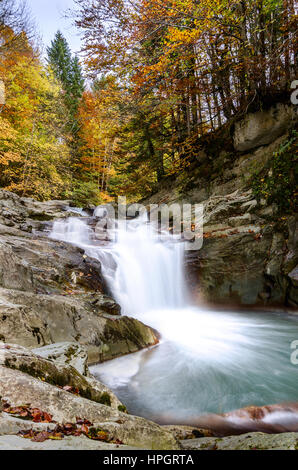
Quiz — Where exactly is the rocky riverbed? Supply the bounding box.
[0,190,158,361]
[0,190,178,449]
[0,101,297,449]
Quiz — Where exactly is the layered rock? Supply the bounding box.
[0,190,158,361]
[0,343,121,409]
[0,343,179,450]
[143,104,297,308]
[233,103,296,152]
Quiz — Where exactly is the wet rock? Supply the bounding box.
[288,266,298,305]
[288,266,298,287]
[93,295,121,316]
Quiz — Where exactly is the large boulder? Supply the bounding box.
[0,346,179,449]
[233,103,296,152]
[0,343,121,408]
[0,289,158,362]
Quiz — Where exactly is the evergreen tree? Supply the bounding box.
[47,31,85,164]
[47,31,72,88]
[68,55,85,126]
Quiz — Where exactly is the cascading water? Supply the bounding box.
[50,209,298,428]
[51,213,188,315]
[103,216,188,315]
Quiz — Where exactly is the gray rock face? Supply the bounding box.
[181,432,298,450]
[0,343,121,409]
[0,288,157,362]
[233,103,296,152]
[0,360,179,449]
[0,434,139,450]
[0,242,34,292]
[188,193,298,307]
[32,342,90,377]
[0,190,158,360]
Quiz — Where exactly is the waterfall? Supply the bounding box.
[50,217,92,245]
[50,211,188,316]
[102,217,187,315]
[50,208,298,423]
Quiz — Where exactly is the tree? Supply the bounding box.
[47,31,72,86]
[47,31,85,162]
[73,0,297,199]
[0,28,72,200]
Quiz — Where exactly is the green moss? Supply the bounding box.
[118,404,127,413]
[4,358,109,405]
[87,427,110,441]
[64,346,78,364]
[98,392,111,406]
[252,130,297,214]
[29,213,53,221]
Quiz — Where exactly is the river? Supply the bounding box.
[50,210,298,427]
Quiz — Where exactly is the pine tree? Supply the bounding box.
[67,55,85,126]
[47,31,72,88]
[47,31,85,164]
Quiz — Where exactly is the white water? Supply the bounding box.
[50,210,298,424]
[103,216,188,315]
[51,213,188,315]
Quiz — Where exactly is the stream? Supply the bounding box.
[50,211,298,427]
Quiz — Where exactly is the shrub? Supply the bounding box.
[252,130,297,214]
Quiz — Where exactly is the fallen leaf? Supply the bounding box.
[81,424,89,434]
[31,431,49,443]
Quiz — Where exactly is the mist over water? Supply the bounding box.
[51,211,298,424]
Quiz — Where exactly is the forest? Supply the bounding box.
[1,0,298,453]
[0,0,296,205]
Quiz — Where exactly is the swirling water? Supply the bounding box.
[51,213,298,423]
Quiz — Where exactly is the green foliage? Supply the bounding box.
[252,131,298,213]
[118,404,128,413]
[47,31,73,86]
[47,31,85,158]
[98,392,111,407]
[70,179,103,207]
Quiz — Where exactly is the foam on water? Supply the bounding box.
[51,209,298,424]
